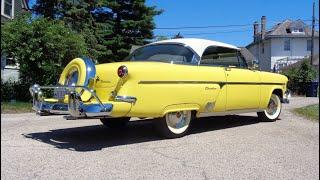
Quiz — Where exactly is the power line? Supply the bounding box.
[157,29,252,37]
[155,19,313,30]
[99,19,318,40]
[97,29,253,41]
[156,24,252,30]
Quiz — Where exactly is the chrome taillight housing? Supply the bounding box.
[117,65,128,78]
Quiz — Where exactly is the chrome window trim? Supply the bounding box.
[128,43,200,65]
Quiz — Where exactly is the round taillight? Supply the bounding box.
[117,65,128,78]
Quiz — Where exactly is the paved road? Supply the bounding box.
[1,97,319,180]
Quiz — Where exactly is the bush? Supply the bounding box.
[1,79,15,101]
[1,14,88,86]
[282,59,317,95]
[1,79,31,102]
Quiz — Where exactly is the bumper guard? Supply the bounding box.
[29,84,113,118]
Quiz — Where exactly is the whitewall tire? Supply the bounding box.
[154,110,193,138]
[257,94,282,122]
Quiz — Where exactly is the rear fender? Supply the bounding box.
[162,103,200,117]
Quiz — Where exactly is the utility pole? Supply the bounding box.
[310,1,315,65]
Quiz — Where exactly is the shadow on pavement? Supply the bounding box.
[23,115,260,152]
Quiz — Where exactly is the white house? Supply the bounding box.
[246,16,319,72]
[1,0,29,82]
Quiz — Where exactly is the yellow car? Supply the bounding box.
[30,38,290,138]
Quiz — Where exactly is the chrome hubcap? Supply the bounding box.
[266,98,278,115]
[166,111,191,134]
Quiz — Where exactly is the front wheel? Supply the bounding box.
[154,110,193,138]
[257,94,282,122]
[100,117,130,128]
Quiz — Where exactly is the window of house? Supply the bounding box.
[1,55,16,69]
[307,40,312,51]
[200,46,247,68]
[284,39,290,51]
[6,57,16,66]
[292,28,304,34]
[286,28,291,33]
[1,0,14,18]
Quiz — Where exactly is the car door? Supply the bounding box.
[224,51,260,111]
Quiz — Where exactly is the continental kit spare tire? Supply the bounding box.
[58,57,96,102]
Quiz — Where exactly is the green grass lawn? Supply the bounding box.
[1,101,33,114]
[294,104,319,121]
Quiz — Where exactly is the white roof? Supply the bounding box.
[150,38,239,56]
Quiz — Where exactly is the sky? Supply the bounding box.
[28,0,319,47]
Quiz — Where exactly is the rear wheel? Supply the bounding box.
[100,117,130,128]
[154,110,193,138]
[257,94,282,122]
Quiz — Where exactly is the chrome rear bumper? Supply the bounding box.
[32,101,68,115]
[29,84,113,118]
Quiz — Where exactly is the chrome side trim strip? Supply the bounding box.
[139,81,220,84]
[197,108,265,118]
[139,80,285,86]
[115,96,137,103]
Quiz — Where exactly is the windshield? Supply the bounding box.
[125,44,198,63]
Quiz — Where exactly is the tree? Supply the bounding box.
[1,14,88,86]
[33,0,109,62]
[103,0,162,61]
[33,0,162,63]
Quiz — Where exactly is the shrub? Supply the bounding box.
[1,79,32,102]
[1,79,15,101]
[1,14,88,86]
[282,59,317,95]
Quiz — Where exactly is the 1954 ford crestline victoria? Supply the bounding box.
[30,38,290,138]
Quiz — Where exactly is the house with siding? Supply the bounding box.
[246,16,319,72]
[1,0,29,82]
[1,0,29,22]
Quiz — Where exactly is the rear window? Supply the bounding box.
[125,44,198,64]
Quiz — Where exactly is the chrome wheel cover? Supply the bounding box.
[264,94,281,119]
[166,111,191,134]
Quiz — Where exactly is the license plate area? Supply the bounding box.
[53,88,68,100]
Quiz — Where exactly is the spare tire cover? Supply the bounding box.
[58,57,96,102]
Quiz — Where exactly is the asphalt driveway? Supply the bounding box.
[1,97,319,180]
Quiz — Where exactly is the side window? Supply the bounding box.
[201,46,240,67]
